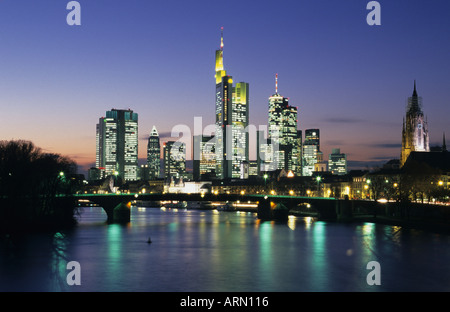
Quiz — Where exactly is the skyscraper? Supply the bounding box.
[193,134,216,180]
[163,141,186,183]
[328,148,347,175]
[302,129,320,176]
[231,82,250,177]
[267,74,299,173]
[295,130,303,176]
[257,129,276,173]
[401,81,430,166]
[96,109,139,181]
[214,28,249,179]
[147,125,161,179]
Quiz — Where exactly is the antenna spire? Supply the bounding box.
[220,27,224,50]
[275,73,278,94]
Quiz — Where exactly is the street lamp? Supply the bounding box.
[263,173,269,195]
[366,179,371,199]
[316,176,322,196]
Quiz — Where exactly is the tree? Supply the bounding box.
[0,140,79,232]
[400,160,441,203]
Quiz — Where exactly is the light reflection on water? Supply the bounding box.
[1,206,450,292]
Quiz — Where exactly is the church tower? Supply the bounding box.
[401,81,430,166]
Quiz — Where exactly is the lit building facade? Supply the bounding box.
[267,74,300,173]
[302,129,320,176]
[257,129,275,173]
[214,28,249,179]
[401,81,429,166]
[193,134,216,180]
[231,82,250,177]
[328,148,347,175]
[296,130,303,176]
[96,109,138,181]
[147,125,161,179]
[163,141,186,182]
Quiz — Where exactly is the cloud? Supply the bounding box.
[365,143,402,149]
[347,160,387,170]
[322,117,366,124]
[324,139,347,146]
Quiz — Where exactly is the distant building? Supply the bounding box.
[401,81,430,166]
[315,161,328,173]
[96,108,138,181]
[139,164,150,181]
[295,130,303,176]
[88,167,101,181]
[248,161,258,176]
[302,129,320,176]
[193,134,216,180]
[257,129,274,173]
[163,141,186,183]
[147,126,161,179]
[328,148,347,175]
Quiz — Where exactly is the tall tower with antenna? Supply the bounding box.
[267,74,299,173]
[214,27,249,179]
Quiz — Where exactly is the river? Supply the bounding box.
[0,206,449,292]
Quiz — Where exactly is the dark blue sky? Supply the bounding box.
[0,0,449,171]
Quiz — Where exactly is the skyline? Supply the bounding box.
[1,1,450,175]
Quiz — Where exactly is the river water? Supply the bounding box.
[1,206,449,292]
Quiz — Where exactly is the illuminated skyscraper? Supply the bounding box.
[96,109,139,181]
[302,129,320,176]
[163,141,186,182]
[267,74,299,173]
[328,148,347,175]
[401,81,430,166]
[193,134,216,180]
[147,125,161,179]
[295,130,303,175]
[214,28,249,179]
[231,82,250,177]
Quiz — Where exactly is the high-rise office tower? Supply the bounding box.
[231,82,249,177]
[96,109,138,181]
[163,141,186,182]
[295,130,303,176]
[257,129,276,173]
[193,134,216,180]
[328,148,347,175]
[147,125,161,179]
[214,28,249,179]
[268,74,299,173]
[302,129,320,176]
[401,81,429,166]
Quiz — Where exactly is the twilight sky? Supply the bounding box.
[0,0,449,174]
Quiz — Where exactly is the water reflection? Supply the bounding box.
[309,221,328,291]
[1,208,450,291]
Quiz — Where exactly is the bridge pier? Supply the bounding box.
[112,202,131,223]
[257,197,272,220]
[101,201,131,223]
[336,197,353,221]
